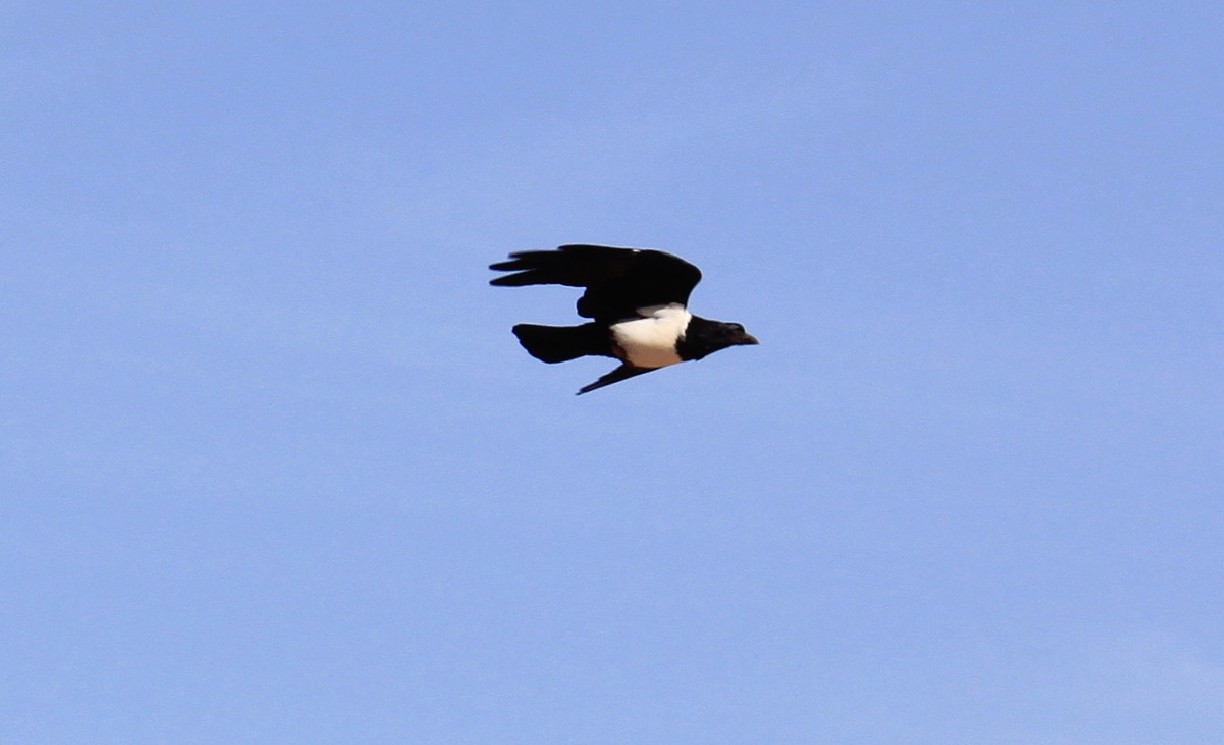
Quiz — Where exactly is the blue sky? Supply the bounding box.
[3,2,1222,743]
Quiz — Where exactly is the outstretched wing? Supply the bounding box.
[489,244,703,321]
[576,364,656,395]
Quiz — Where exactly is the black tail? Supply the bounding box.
[511,323,610,364]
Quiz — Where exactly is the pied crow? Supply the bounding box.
[490,244,758,394]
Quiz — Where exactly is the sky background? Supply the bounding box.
[3,2,1223,743]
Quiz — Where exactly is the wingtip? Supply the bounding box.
[576,380,604,395]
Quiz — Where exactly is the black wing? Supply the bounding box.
[489,244,702,321]
[576,364,656,395]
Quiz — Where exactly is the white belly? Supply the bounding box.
[610,305,691,369]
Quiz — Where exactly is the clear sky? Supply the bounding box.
[3,2,1222,743]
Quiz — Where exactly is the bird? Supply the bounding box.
[489,244,758,394]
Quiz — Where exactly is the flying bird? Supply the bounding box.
[490,244,758,394]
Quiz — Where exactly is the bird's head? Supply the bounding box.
[677,317,758,360]
[712,321,759,347]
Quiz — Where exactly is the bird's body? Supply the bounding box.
[609,304,691,369]
[490,245,757,394]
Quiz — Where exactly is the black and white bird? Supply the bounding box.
[490,244,758,394]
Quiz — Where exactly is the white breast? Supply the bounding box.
[610,304,692,369]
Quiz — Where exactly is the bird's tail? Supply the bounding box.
[511,323,609,364]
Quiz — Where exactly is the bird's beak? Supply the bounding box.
[738,332,759,345]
